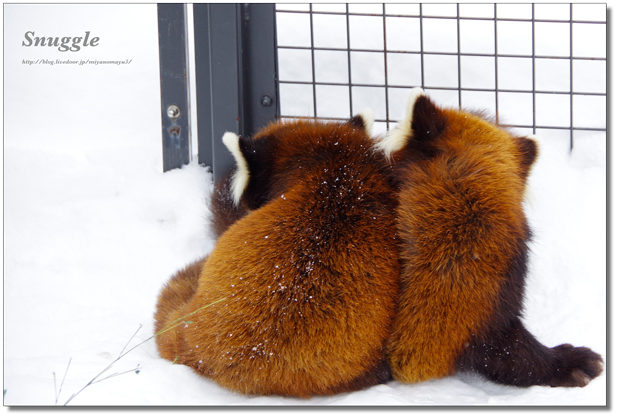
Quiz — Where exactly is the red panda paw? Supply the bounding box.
[547,344,604,387]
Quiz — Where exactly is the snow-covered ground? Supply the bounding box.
[3,3,610,411]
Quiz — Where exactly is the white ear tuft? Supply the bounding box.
[222,132,249,206]
[358,107,375,137]
[375,87,425,159]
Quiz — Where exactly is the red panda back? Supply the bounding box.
[381,88,602,388]
[155,115,401,397]
[388,109,531,382]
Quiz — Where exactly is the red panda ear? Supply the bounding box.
[515,135,539,179]
[223,132,249,206]
[377,87,442,159]
[347,108,375,137]
[223,133,275,209]
[410,95,446,147]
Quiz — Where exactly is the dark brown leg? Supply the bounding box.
[457,317,603,388]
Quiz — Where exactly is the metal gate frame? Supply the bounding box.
[159,3,605,174]
[157,3,191,173]
[158,3,279,178]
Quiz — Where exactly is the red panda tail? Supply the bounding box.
[154,256,208,361]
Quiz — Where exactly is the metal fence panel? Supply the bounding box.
[275,3,606,151]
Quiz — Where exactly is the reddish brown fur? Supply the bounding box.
[154,256,208,359]
[385,92,603,387]
[387,102,532,382]
[155,118,400,397]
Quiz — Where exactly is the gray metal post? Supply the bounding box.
[193,3,279,181]
[157,3,191,172]
[240,4,280,137]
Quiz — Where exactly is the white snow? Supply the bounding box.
[3,3,610,411]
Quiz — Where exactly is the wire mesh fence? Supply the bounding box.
[275,3,606,150]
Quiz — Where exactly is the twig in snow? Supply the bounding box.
[53,357,72,405]
[60,296,226,405]
[118,324,143,358]
[91,364,141,385]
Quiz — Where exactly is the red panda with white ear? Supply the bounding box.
[378,88,603,388]
[154,111,402,397]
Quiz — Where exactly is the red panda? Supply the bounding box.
[377,88,603,388]
[154,112,402,397]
